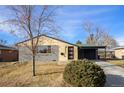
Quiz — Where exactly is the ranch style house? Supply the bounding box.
[16,35,106,62]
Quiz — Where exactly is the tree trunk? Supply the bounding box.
[32,54,36,76]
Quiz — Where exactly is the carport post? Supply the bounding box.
[96,49,98,60]
[105,47,106,60]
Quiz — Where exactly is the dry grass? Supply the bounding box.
[107,60,124,68]
[0,62,70,87]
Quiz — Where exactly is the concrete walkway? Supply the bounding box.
[96,61,124,87]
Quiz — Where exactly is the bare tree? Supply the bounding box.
[76,40,82,45]
[83,21,93,34]
[86,34,95,45]
[2,5,59,76]
[102,33,118,48]
[83,21,118,48]
[83,21,95,45]
[0,39,7,45]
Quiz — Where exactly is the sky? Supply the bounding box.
[0,5,124,45]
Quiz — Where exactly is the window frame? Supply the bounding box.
[0,50,1,54]
[38,45,52,54]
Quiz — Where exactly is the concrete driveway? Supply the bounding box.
[96,61,124,87]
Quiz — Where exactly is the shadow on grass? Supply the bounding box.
[37,70,64,76]
[101,64,124,68]
[105,74,124,87]
[96,61,124,68]
[0,61,18,63]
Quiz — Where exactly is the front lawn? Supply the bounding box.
[0,62,68,87]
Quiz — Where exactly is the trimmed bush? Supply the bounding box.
[63,59,106,87]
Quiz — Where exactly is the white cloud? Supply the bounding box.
[57,6,119,19]
[80,7,118,16]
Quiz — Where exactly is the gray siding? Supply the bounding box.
[19,45,59,62]
[19,46,32,62]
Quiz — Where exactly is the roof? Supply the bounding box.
[0,44,17,50]
[98,49,114,52]
[106,49,114,52]
[16,34,77,46]
[16,34,106,49]
[114,46,124,50]
[77,44,106,49]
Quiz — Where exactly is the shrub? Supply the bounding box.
[63,59,106,87]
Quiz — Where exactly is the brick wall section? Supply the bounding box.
[0,50,18,62]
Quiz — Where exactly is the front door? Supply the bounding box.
[68,46,74,60]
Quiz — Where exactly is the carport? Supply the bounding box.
[78,45,106,60]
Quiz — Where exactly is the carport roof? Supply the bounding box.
[113,46,124,50]
[77,44,106,49]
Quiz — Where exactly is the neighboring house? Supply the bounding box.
[0,44,18,62]
[16,35,106,62]
[114,47,124,59]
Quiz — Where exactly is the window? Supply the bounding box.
[38,46,51,53]
[68,46,74,59]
